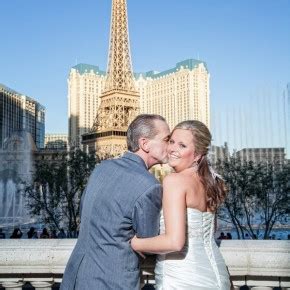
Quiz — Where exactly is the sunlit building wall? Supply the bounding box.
[68,59,210,147]
[135,59,210,130]
[68,64,106,147]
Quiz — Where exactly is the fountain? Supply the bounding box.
[0,130,37,229]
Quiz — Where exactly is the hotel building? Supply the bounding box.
[45,133,68,150]
[68,59,210,148]
[0,84,45,149]
[235,147,286,165]
[68,64,106,147]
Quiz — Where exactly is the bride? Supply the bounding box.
[131,120,231,290]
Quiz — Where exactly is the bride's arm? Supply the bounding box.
[131,174,186,254]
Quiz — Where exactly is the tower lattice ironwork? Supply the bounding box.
[104,0,136,93]
[82,0,140,157]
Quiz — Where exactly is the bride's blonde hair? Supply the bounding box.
[173,120,227,212]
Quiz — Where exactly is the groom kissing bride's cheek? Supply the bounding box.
[61,115,230,290]
[61,114,170,290]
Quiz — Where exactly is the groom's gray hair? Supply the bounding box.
[127,114,166,152]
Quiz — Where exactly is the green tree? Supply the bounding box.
[25,149,98,234]
[64,149,97,236]
[216,158,290,239]
[25,161,65,230]
[256,162,290,239]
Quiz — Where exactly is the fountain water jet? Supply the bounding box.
[0,131,37,229]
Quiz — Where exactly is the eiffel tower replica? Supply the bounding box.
[82,0,140,158]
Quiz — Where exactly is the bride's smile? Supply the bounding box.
[167,129,201,173]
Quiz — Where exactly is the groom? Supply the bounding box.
[60,114,170,290]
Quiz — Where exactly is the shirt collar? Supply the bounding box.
[122,151,148,169]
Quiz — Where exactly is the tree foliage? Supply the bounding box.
[25,149,98,234]
[216,158,290,239]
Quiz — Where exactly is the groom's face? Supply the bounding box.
[147,120,170,167]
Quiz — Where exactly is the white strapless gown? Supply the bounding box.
[155,208,230,290]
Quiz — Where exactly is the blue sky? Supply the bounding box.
[0,0,289,151]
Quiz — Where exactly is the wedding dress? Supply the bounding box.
[155,208,231,290]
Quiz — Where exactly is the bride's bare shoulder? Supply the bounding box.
[163,173,188,188]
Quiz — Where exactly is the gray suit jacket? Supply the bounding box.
[60,152,162,290]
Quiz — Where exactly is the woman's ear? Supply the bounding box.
[193,153,202,163]
[138,137,150,153]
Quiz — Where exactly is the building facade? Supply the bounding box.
[68,59,210,148]
[68,64,106,147]
[0,84,45,149]
[209,143,230,166]
[45,133,68,150]
[136,59,210,130]
[235,147,286,165]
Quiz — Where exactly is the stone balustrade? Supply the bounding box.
[0,240,289,289]
[220,240,290,290]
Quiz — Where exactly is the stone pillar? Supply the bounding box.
[30,281,53,290]
[1,281,24,290]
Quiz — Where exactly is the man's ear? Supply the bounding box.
[138,137,150,153]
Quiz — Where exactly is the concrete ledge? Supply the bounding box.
[0,240,289,288]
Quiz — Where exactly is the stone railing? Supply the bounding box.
[0,240,289,289]
[220,240,290,290]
